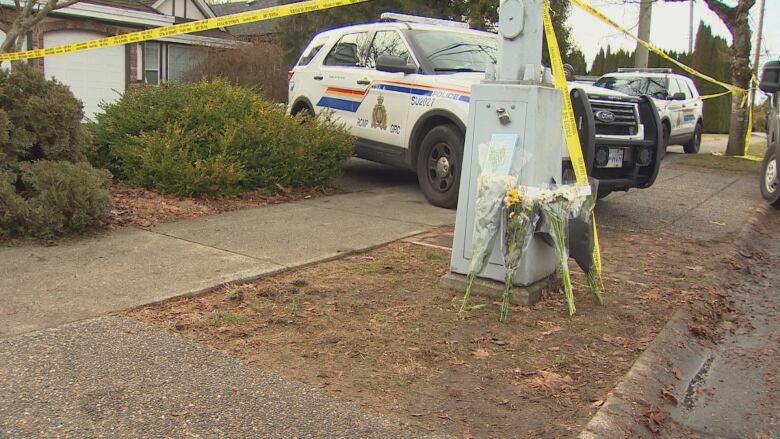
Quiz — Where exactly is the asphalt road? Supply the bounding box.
[338,152,761,243]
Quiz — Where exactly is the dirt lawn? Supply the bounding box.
[131,227,730,438]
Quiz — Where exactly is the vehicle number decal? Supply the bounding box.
[410,96,435,107]
[357,118,369,128]
[389,124,401,134]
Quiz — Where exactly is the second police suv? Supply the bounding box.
[288,14,664,207]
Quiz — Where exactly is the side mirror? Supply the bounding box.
[672,92,686,101]
[376,55,417,74]
[563,63,575,81]
[759,60,780,94]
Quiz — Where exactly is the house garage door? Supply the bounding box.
[43,30,125,120]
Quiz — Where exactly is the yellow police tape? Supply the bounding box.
[699,90,733,101]
[570,0,745,95]
[0,0,367,62]
[543,1,603,276]
[744,74,758,156]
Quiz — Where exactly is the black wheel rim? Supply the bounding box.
[766,159,778,195]
[426,142,456,193]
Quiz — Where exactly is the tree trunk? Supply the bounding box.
[726,92,748,155]
[0,27,22,53]
[723,4,754,155]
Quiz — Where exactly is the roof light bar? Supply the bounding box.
[380,12,469,29]
[617,68,674,74]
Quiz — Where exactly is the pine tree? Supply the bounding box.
[691,22,732,133]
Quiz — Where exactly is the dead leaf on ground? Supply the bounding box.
[669,366,682,380]
[317,370,343,379]
[472,348,491,359]
[640,405,669,434]
[660,386,679,405]
[519,370,573,393]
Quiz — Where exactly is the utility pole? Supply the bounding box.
[749,0,766,126]
[635,0,653,68]
[688,0,695,54]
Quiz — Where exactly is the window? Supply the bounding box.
[144,42,160,85]
[681,79,697,99]
[645,77,669,99]
[667,77,683,99]
[409,30,497,72]
[365,31,412,69]
[298,37,327,66]
[168,44,206,82]
[593,76,647,97]
[324,32,367,67]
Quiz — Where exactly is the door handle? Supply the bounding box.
[313,75,324,80]
[357,79,371,85]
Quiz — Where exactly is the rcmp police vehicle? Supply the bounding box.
[595,69,704,155]
[288,14,664,207]
[759,60,780,209]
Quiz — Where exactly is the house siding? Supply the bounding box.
[30,16,142,90]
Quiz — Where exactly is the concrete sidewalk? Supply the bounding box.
[0,183,454,337]
[0,316,435,438]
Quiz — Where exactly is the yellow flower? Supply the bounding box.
[504,188,521,207]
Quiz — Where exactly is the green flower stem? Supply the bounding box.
[460,272,477,314]
[500,269,513,323]
[587,270,604,305]
[545,209,576,316]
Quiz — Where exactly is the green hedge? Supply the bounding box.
[94,79,354,196]
[0,66,112,239]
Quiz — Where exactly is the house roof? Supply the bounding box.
[210,0,284,37]
[83,0,160,13]
[173,17,237,40]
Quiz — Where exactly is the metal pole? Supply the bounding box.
[635,0,652,68]
[688,0,695,54]
[749,0,766,115]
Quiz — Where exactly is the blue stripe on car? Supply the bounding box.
[316,96,362,112]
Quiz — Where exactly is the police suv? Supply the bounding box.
[288,14,663,207]
[594,69,704,154]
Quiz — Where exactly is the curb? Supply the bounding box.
[578,200,772,438]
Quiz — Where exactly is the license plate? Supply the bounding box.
[606,148,624,168]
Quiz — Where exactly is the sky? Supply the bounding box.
[568,0,780,71]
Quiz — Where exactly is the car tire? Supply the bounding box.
[416,125,463,209]
[683,121,702,154]
[292,102,314,119]
[660,123,670,159]
[760,147,780,208]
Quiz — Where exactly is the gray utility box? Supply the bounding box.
[450,81,563,286]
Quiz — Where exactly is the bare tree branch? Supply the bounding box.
[700,0,738,26]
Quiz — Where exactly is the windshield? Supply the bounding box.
[409,30,497,72]
[594,76,647,96]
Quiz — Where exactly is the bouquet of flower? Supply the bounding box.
[499,187,538,322]
[538,185,586,316]
[576,180,603,305]
[460,172,518,314]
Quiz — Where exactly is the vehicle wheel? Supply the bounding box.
[660,123,670,159]
[292,103,314,119]
[416,125,463,209]
[760,148,780,208]
[683,122,702,154]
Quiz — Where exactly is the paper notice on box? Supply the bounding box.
[483,134,518,176]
